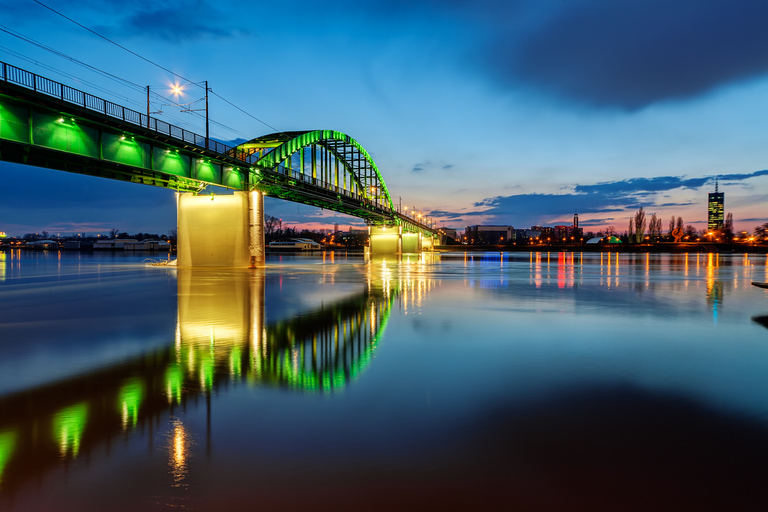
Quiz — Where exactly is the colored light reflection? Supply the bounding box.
[200,354,214,392]
[165,364,183,405]
[168,418,191,487]
[119,378,144,430]
[229,346,242,378]
[52,403,88,458]
[0,430,17,486]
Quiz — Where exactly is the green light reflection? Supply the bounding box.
[52,403,88,458]
[118,378,144,430]
[0,430,17,486]
[165,364,183,404]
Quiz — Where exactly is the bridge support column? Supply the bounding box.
[422,235,434,251]
[401,232,422,253]
[177,191,253,267]
[369,225,401,256]
[248,190,265,267]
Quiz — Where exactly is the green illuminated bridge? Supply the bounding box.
[0,61,436,237]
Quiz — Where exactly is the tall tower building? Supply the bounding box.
[707,179,724,231]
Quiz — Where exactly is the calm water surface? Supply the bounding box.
[2,250,768,511]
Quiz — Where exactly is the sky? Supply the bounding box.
[1,0,767,237]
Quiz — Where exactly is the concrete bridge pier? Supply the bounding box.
[177,191,265,268]
[401,232,422,253]
[368,225,402,256]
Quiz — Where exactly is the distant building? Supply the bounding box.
[708,181,724,231]
[531,226,555,240]
[515,229,541,242]
[465,225,514,244]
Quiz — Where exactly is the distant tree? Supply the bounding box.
[677,217,684,231]
[264,215,282,238]
[753,222,768,239]
[633,207,646,243]
[724,212,734,239]
[684,225,697,238]
[668,215,676,237]
[109,228,119,239]
[648,213,662,241]
[628,219,634,243]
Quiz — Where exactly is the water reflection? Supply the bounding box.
[0,431,15,486]
[168,417,191,488]
[52,402,88,458]
[464,251,759,321]
[0,265,406,494]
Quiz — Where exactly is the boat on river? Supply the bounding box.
[268,238,323,251]
[751,282,768,289]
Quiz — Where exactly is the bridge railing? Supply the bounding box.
[0,61,407,221]
[0,60,251,161]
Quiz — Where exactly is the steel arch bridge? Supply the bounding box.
[0,61,435,235]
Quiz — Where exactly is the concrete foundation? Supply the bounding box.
[401,232,422,253]
[177,191,258,268]
[369,225,402,255]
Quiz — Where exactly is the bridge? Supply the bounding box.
[0,61,438,266]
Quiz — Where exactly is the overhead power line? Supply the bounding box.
[31,0,283,136]
[0,23,252,138]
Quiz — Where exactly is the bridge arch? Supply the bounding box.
[237,130,394,211]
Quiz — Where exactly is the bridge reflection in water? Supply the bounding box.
[0,267,410,495]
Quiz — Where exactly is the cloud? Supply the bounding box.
[427,209,482,220]
[108,3,250,42]
[482,0,768,109]
[443,170,768,228]
[575,170,768,200]
[410,161,455,173]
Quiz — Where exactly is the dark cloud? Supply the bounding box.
[485,0,768,109]
[450,170,767,228]
[410,161,455,173]
[574,176,709,197]
[575,170,768,199]
[578,217,618,227]
[108,4,250,42]
[427,209,480,220]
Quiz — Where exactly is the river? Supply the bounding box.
[1,250,768,511]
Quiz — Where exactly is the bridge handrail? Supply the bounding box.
[0,60,251,161]
[0,61,436,232]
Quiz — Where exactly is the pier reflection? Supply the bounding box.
[0,267,403,495]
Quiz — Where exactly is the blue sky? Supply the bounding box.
[1,0,767,236]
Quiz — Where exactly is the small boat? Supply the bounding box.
[751,282,768,289]
[268,238,323,251]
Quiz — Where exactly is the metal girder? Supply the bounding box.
[239,130,394,211]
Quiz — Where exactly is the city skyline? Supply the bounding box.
[1,0,767,236]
